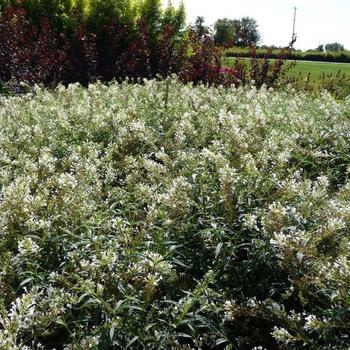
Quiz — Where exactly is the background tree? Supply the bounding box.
[139,0,185,39]
[87,0,135,32]
[214,18,235,46]
[214,16,260,47]
[139,0,162,34]
[194,16,207,37]
[325,42,344,52]
[234,16,260,47]
[161,0,186,36]
[173,0,186,33]
[315,44,324,52]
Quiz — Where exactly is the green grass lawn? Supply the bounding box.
[287,60,350,79]
[225,57,350,80]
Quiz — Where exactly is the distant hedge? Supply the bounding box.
[225,47,350,63]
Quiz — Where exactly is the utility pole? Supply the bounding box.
[292,6,297,46]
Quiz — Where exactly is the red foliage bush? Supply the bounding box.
[0,6,69,90]
[248,44,295,88]
[115,19,152,80]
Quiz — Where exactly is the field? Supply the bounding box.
[285,60,350,79]
[225,57,350,80]
[0,79,349,349]
[224,47,350,64]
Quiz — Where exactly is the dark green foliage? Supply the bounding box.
[139,0,162,36]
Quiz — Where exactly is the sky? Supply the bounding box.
[161,0,350,50]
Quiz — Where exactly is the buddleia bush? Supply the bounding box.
[0,79,349,349]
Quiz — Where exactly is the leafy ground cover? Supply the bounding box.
[0,79,349,349]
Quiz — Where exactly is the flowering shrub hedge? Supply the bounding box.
[0,79,349,349]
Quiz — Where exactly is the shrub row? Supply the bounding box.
[225,47,350,63]
[0,1,191,90]
[0,1,293,92]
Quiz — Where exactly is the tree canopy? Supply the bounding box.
[214,16,260,47]
[193,16,207,37]
[325,42,344,52]
[214,18,235,46]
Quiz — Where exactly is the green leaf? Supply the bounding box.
[215,242,223,259]
[216,338,229,346]
[109,326,115,341]
[19,277,33,287]
[126,336,139,349]
[172,258,189,268]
